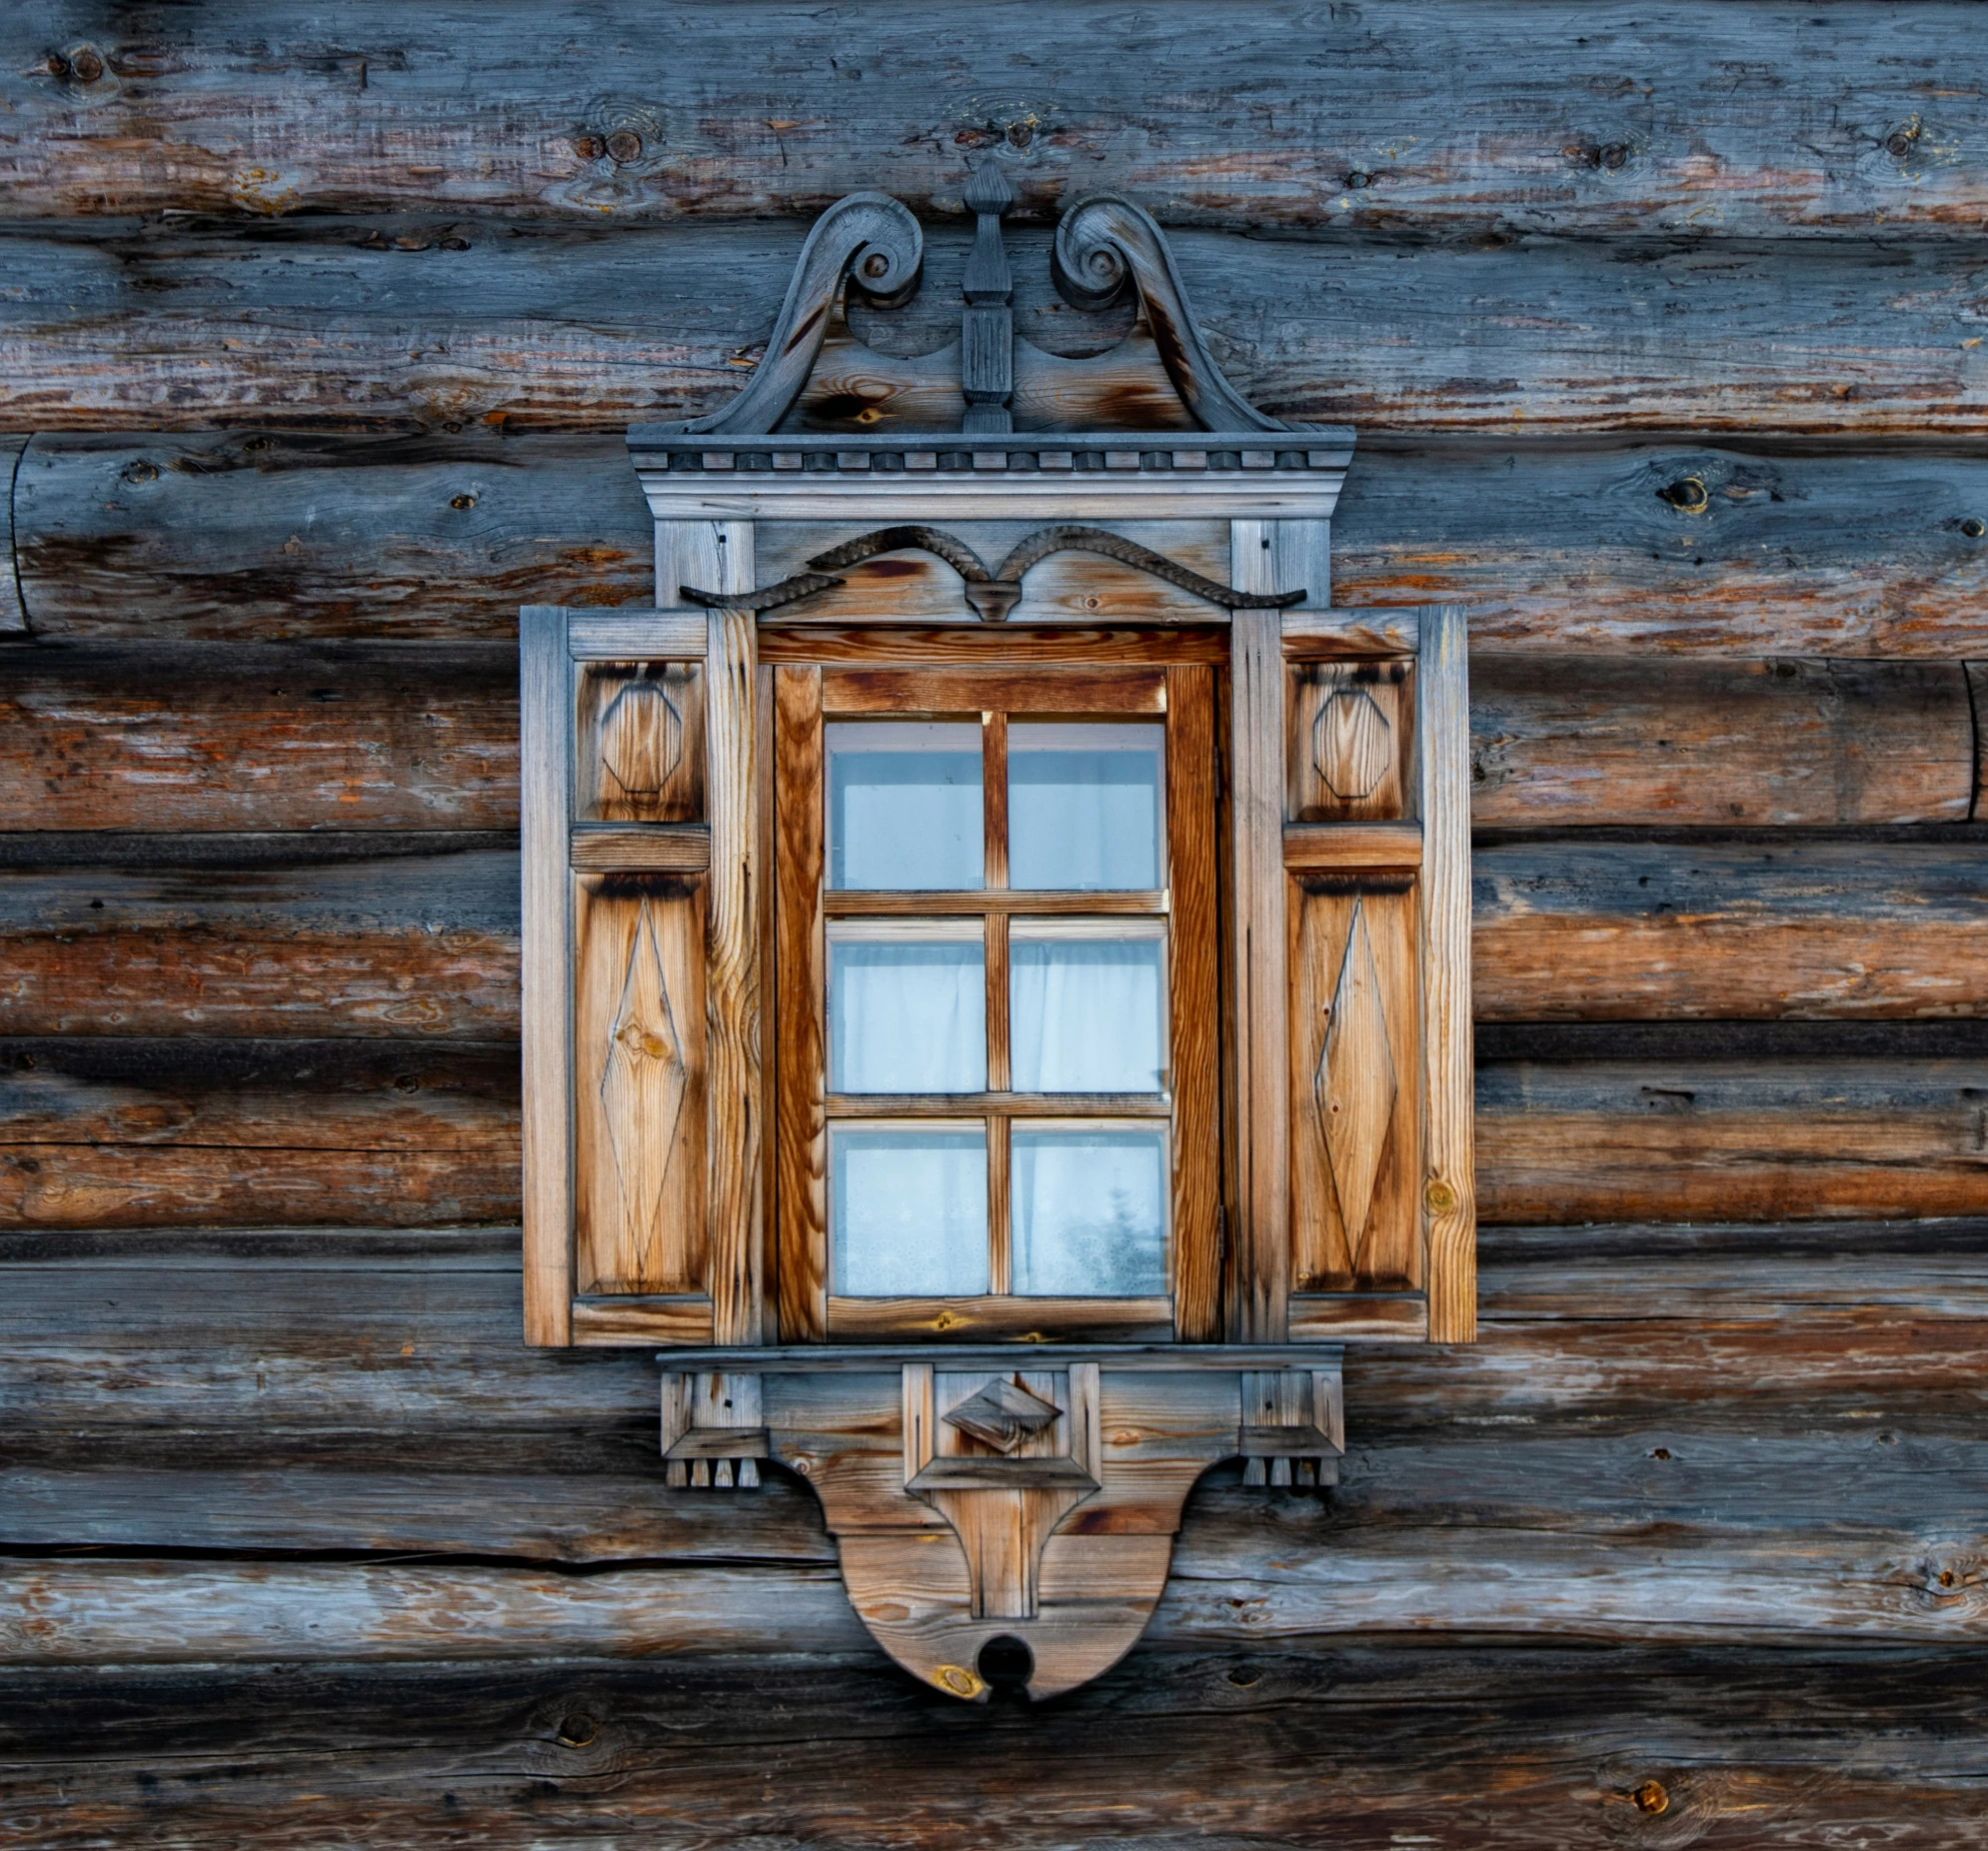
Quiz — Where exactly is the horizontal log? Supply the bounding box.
[2,639,1975,829]
[5,1,1987,240]
[6,223,1988,436]
[4,839,1981,1041]
[20,433,1988,657]
[0,1038,517,1227]
[2,1221,1981,1435]
[0,1650,1983,1850]
[1471,839,1988,1020]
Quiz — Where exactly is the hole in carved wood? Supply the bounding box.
[977,1634,1034,1696]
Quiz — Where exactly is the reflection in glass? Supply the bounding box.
[1009,924,1164,1093]
[830,925,986,1093]
[832,1127,990,1295]
[1008,722,1163,891]
[1011,1127,1167,1295]
[827,721,983,891]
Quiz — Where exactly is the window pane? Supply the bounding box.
[1011,1128,1167,1295]
[1008,723,1163,891]
[1009,925,1164,1093]
[828,721,983,891]
[832,1127,990,1296]
[830,926,987,1093]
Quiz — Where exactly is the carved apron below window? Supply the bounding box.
[521,166,1474,1701]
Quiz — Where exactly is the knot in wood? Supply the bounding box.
[1632,1779,1669,1815]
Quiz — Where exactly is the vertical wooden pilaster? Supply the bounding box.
[1418,602,1476,1341]
[519,605,574,1345]
[1227,522,1289,1341]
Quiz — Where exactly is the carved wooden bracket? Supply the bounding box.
[661,1350,1344,1701]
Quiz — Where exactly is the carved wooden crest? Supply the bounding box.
[521,167,1473,1700]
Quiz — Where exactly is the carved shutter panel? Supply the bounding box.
[1227,537,1474,1346]
[521,598,763,1347]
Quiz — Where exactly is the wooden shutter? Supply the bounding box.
[520,598,763,1348]
[1227,533,1475,1345]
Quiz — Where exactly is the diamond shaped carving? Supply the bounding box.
[1314,901,1396,1262]
[601,677,684,796]
[601,898,689,1258]
[944,1377,1061,1454]
[1314,688,1392,800]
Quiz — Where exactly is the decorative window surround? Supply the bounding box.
[522,167,1472,1701]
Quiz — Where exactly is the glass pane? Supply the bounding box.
[830,925,987,1093]
[1011,1128,1167,1295]
[1009,925,1165,1093]
[1008,722,1163,892]
[828,721,983,891]
[832,1127,990,1296]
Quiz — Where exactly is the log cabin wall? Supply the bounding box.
[2,3,1985,1842]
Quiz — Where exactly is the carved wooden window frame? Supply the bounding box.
[520,175,1473,1699]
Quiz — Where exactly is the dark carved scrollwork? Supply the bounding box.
[674,193,924,437]
[1052,195,1293,435]
[680,524,1306,621]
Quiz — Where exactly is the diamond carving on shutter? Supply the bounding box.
[602,897,691,1273]
[1314,900,1397,1266]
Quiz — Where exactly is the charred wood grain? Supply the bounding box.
[0,1649,1985,1849]
[5,1,1988,242]
[18,434,1988,657]
[6,224,1988,436]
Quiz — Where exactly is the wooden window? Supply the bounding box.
[772,658,1221,1344]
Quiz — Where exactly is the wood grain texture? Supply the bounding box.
[702,581,763,1345]
[0,1038,518,1229]
[10,222,1988,435]
[1418,606,1476,1341]
[19,434,1988,658]
[10,643,1968,833]
[5,3,1988,238]
[517,608,571,1341]
[1166,665,1222,1342]
[1,1649,1987,1849]
[1228,539,1288,1339]
[2,838,1976,1043]
[772,666,827,1343]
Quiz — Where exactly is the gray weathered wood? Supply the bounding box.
[0,434,25,635]
[19,433,1988,656]
[6,224,1988,436]
[5,3,1988,240]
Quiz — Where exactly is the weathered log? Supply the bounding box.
[1,1033,1982,1227]
[0,1649,1983,1850]
[2,1221,1980,1435]
[6,223,1988,435]
[0,1038,518,1228]
[1471,839,1988,1021]
[4,840,1980,1041]
[4,2,1986,239]
[2,640,1974,830]
[19,433,1988,655]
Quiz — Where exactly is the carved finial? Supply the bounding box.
[961,160,1015,435]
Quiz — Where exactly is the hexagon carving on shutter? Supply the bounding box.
[601,677,684,796]
[1313,688,1392,800]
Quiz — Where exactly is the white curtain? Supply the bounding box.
[827,722,983,891]
[1009,932,1164,1093]
[1008,723,1162,891]
[830,935,987,1092]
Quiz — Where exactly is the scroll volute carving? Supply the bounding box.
[1289,882,1423,1292]
[1287,661,1414,823]
[577,662,705,823]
